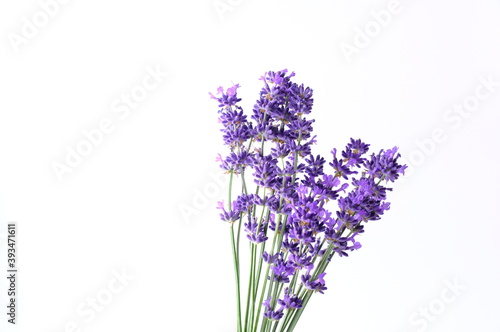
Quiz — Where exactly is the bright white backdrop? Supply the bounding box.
[0,0,499,331]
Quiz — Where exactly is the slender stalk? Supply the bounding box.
[228,171,234,210]
[263,289,279,332]
[253,208,270,300]
[309,238,326,267]
[252,211,270,329]
[284,290,313,332]
[252,240,268,331]
[227,171,242,332]
[260,318,270,332]
[288,271,299,297]
[231,225,242,332]
[245,243,256,331]
[254,219,281,332]
[311,242,335,280]
[236,167,249,265]
[277,309,293,332]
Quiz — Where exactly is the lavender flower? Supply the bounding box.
[211,70,406,332]
[278,289,303,310]
[302,272,328,294]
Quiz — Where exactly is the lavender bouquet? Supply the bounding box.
[210,70,407,332]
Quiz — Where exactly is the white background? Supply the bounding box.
[1,0,499,331]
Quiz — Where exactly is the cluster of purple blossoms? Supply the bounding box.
[211,70,407,331]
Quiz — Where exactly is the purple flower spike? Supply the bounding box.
[278,289,303,310]
[209,84,241,107]
[264,308,284,321]
[211,70,407,330]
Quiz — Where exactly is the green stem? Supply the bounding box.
[245,243,256,331]
[231,225,242,332]
[228,171,234,210]
[284,290,313,332]
[236,167,249,265]
[278,309,293,332]
[263,282,282,332]
[253,209,270,298]
[271,319,281,332]
[254,222,280,332]
[227,170,243,332]
[252,236,268,330]
[288,271,299,297]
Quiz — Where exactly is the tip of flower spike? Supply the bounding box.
[351,242,362,250]
[381,202,391,211]
[209,84,242,107]
[262,296,272,309]
[226,83,240,97]
[400,164,408,175]
[259,69,296,85]
[208,86,224,100]
[384,146,399,159]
